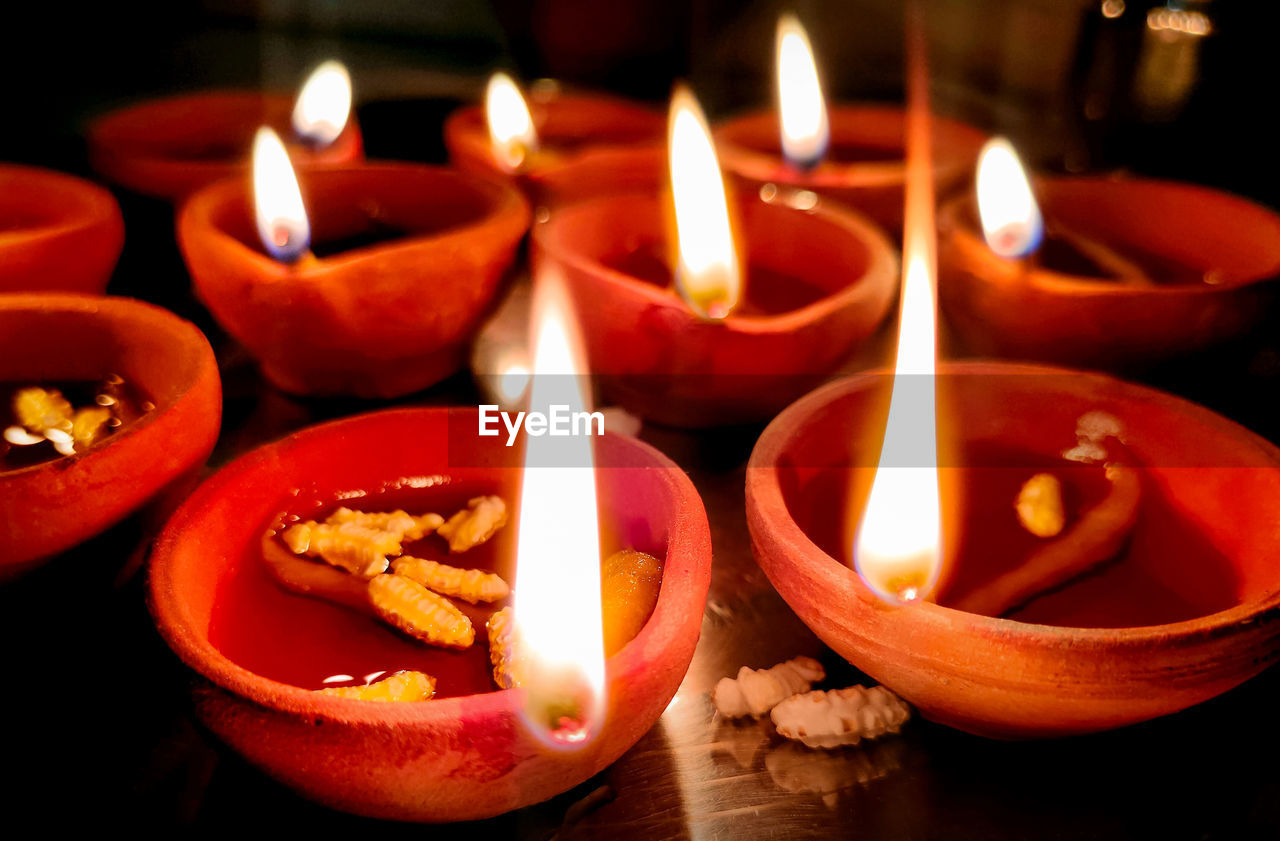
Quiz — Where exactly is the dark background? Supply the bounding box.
[1,0,1277,201]
[5,1,1280,836]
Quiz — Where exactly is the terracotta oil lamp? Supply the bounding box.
[716,14,986,235]
[532,85,897,428]
[746,361,1280,738]
[0,294,220,578]
[444,73,665,208]
[87,61,363,201]
[178,129,529,398]
[747,53,1280,738]
[0,164,124,294]
[938,138,1280,369]
[149,279,711,821]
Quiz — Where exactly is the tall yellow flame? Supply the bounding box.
[853,7,942,604]
[668,85,741,319]
[513,270,606,747]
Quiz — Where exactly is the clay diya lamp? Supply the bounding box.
[532,87,898,428]
[0,164,124,294]
[746,360,1280,738]
[715,14,986,235]
[148,400,711,820]
[0,294,220,578]
[444,73,664,208]
[938,137,1280,369]
[751,53,1280,739]
[178,131,530,398]
[87,61,363,202]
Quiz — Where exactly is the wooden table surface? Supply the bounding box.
[6,97,1280,838]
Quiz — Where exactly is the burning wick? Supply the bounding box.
[852,5,942,605]
[667,84,742,320]
[853,326,942,606]
[512,271,606,748]
[486,72,538,174]
[975,137,1043,259]
[252,127,311,264]
[776,12,830,171]
[292,60,352,148]
[523,665,598,746]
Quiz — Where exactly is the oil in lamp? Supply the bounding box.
[0,294,220,577]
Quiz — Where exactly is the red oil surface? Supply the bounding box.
[789,442,1240,627]
[209,481,662,694]
[605,244,832,316]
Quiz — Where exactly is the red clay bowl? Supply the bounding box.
[938,176,1280,369]
[0,294,220,578]
[716,105,987,235]
[444,91,664,205]
[746,360,1280,738]
[87,90,363,201]
[532,191,898,427]
[148,407,712,821]
[178,163,530,398]
[0,164,124,294]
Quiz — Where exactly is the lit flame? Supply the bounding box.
[668,85,741,319]
[853,7,942,605]
[854,249,942,602]
[976,137,1043,259]
[292,60,352,147]
[776,13,829,169]
[252,127,310,263]
[513,271,605,748]
[486,72,538,173]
